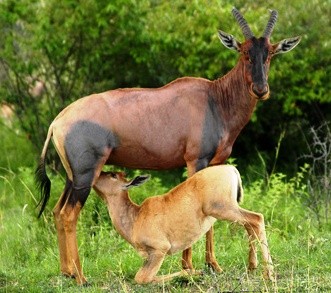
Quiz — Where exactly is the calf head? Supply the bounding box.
[94,171,150,199]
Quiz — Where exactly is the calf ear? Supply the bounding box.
[218,30,241,52]
[272,36,301,55]
[124,175,150,190]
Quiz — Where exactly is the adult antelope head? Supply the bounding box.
[219,8,300,100]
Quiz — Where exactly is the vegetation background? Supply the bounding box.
[0,0,330,292]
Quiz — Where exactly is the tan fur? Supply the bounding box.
[93,165,274,284]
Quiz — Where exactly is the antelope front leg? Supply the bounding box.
[205,226,222,272]
[182,247,195,271]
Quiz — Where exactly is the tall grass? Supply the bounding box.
[0,122,330,292]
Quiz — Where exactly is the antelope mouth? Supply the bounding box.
[250,83,270,101]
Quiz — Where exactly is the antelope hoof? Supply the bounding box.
[61,271,76,279]
[73,274,88,285]
[248,262,258,271]
[182,260,194,271]
[206,261,223,273]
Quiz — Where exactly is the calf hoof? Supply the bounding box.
[263,267,275,282]
[183,269,204,276]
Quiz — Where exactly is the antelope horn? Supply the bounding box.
[232,7,254,39]
[263,9,278,38]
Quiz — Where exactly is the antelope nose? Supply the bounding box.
[252,83,269,98]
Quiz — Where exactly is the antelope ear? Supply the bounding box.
[124,175,150,190]
[218,30,241,52]
[272,36,301,55]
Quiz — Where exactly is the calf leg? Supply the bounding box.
[153,269,201,283]
[239,208,274,280]
[135,250,167,284]
[135,250,199,284]
[210,206,274,280]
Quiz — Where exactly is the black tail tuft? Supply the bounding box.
[236,173,243,203]
[35,159,51,218]
[237,183,242,203]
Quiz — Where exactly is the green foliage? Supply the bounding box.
[1,0,330,169]
[0,123,34,173]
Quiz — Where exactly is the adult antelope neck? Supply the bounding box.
[210,60,256,129]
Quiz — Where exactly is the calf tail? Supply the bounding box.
[234,168,244,203]
[35,125,53,218]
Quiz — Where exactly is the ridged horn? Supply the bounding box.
[263,9,278,38]
[232,7,254,39]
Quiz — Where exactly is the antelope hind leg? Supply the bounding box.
[53,178,74,277]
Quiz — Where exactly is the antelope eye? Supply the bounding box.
[243,50,252,63]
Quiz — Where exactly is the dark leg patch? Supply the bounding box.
[59,176,74,209]
[68,186,91,206]
[64,120,119,205]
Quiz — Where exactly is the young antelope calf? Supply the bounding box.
[93,165,274,284]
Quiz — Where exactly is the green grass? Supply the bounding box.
[0,123,330,292]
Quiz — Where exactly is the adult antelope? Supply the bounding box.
[36,7,300,284]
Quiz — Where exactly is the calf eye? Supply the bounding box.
[109,172,117,178]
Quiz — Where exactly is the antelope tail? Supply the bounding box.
[35,125,53,218]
